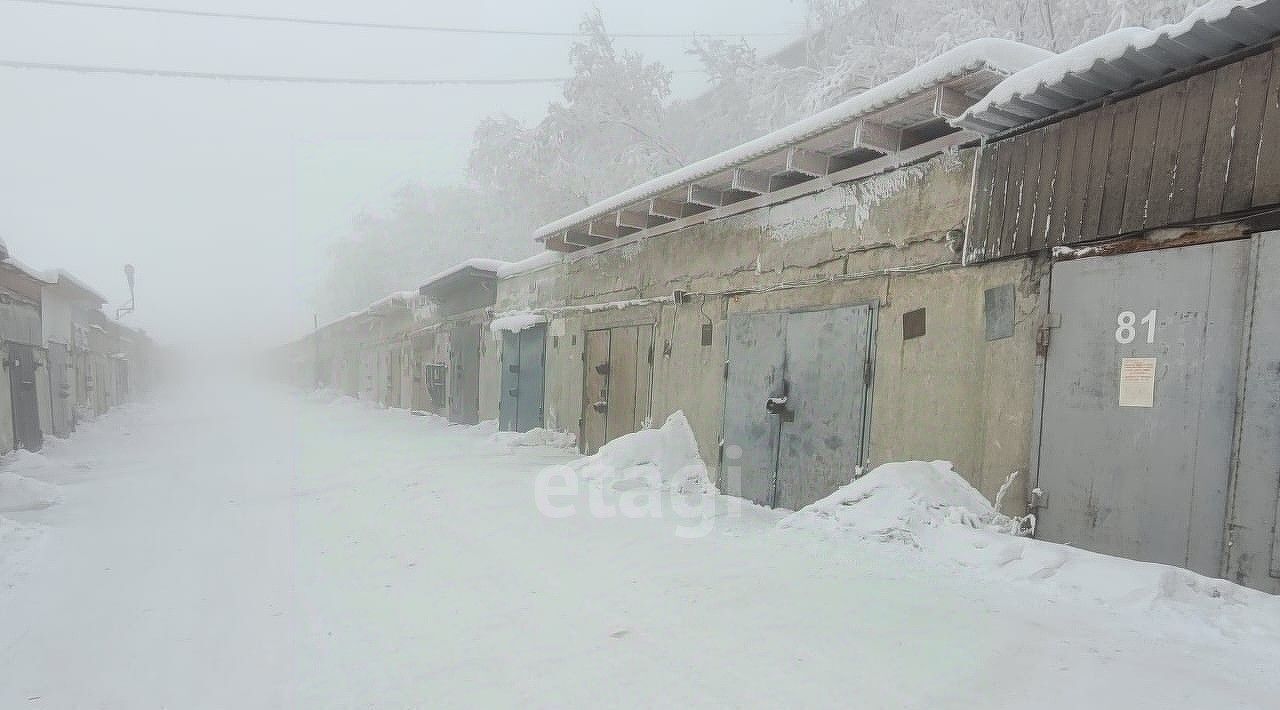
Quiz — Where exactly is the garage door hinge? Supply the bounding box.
[1036,313,1061,356]
[863,358,872,382]
[723,360,729,379]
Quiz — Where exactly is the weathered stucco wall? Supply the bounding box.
[493,147,1042,511]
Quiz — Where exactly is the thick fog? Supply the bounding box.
[0,0,801,351]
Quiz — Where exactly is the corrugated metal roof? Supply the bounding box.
[957,0,1280,136]
[533,38,1051,251]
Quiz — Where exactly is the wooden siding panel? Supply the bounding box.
[1120,88,1165,234]
[1099,98,1138,238]
[1079,104,1117,244]
[1031,122,1061,250]
[1063,112,1098,244]
[1224,51,1274,212]
[1014,130,1044,254]
[985,140,1015,260]
[999,136,1028,258]
[1047,118,1078,245]
[1253,49,1280,206]
[965,142,998,263]
[1146,80,1189,227]
[1196,62,1245,218]
[1169,71,1216,223]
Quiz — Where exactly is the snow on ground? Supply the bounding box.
[2,378,1279,708]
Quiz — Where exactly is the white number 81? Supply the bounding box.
[1116,310,1157,345]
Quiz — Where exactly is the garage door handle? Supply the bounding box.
[508,364,519,373]
[595,363,610,375]
[592,401,608,413]
[508,388,519,397]
[765,396,788,414]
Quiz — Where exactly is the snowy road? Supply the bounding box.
[2,379,1279,709]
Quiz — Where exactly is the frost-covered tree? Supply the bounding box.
[318,0,1204,318]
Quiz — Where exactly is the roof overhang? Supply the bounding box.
[418,260,503,299]
[533,38,1051,253]
[956,0,1280,137]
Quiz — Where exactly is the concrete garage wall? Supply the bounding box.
[495,148,1043,510]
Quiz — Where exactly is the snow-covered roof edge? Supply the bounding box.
[958,0,1280,133]
[418,257,510,291]
[48,269,109,305]
[497,251,563,279]
[2,257,56,285]
[533,38,1052,241]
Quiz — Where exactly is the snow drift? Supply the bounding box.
[490,427,576,450]
[781,460,1280,626]
[569,412,714,495]
[779,460,1026,543]
[0,472,61,513]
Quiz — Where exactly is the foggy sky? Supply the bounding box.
[0,0,802,349]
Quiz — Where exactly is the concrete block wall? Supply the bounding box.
[493,147,1043,511]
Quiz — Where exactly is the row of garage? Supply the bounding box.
[283,1,1280,593]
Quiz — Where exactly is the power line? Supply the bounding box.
[3,0,793,39]
[0,59,572,85]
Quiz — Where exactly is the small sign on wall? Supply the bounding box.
[1119,357,1156,408]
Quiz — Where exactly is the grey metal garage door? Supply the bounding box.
[7,343,44,452]
[721,304,874,510]
[499,325,546,433]
[1035,241,1248,576]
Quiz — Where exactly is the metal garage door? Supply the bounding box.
[1034,241,1248,576]
[721,304,874,510]
[580,325,654,454]
[7,343,43,452]
[448,323,482,425]
[47,342,72,438]
[499,325,547,433]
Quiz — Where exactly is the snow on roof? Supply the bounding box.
[418,258,509,291]
[497,251,563,279]
[958,0,1280,134]
[1,257,56,285]
[533,38,1051,242]
[47,269,109,305]
[367,290,419,314]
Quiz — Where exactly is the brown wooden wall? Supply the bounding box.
[965,46,1280,263]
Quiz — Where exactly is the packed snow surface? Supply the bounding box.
[2,380,1279,708]
[0,472,61,512]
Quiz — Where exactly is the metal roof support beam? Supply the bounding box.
[933,86,977,120]
[854,120,903,153]
[617,209,669,230]
[784,147,854,177]
[687,184,752,208]
[730,168,772,195]
[648,197,706,219]
[565,230,609,248]
[543,232,577,252]
[588,216,636,240]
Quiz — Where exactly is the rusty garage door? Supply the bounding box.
[580,325,654,454]
[721,304,874,510]
[1034,240,1248,576]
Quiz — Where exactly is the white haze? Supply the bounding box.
[0,0,802,351]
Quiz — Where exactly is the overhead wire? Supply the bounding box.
[0,58,572,85]
[2,0,795,39]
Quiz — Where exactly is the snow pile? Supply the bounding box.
[779,461,1025,544]
[490,427,577,450]
[489,312,547,334]
[570,412,714,495]
[0,473,61,513]
[780,460,1280,623]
